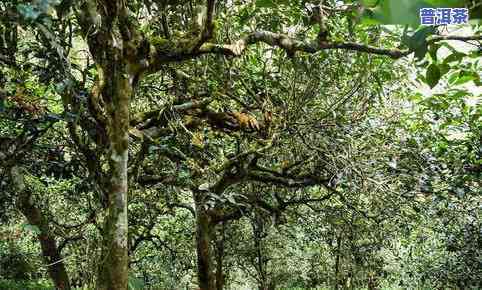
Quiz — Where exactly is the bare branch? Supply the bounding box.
[428,34,482,43]
[152,30,481,66]
[247,170,330,188]
[198,31,409,59]
[214,135,276,174]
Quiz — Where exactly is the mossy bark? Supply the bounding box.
[95,62,132,290]
[11,166,71,290]
[215,224,225,290]
[77,0,138,287]
[194,190,216,290]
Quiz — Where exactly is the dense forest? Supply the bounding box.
[0,0,481,289]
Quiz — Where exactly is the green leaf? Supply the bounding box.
[453,75,476,85]
[360,9,384,25]
[361,0,380,8]
[409,92,424,102]
[426,64,441,88]
[447,71,460,84]
[413,27,436,46]
[414,45,429,60]
[238,7,255,25]
[449,70,479,85]
[405,26,436,60]
[256,0,293,8]
[22,224,41,234]
[128,275,144,290]
[401,25,410,45]
[363,0,429,26]
[424,0,465,7]
[443,52,467,64]
[429,44,439,61]
[438,63,450,77]
[256,0,274,7]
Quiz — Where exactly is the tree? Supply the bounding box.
[1,0,480,289]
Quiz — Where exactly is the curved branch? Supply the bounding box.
[197,31,409,59]
[151,30,482,67]
[11,166,71,290]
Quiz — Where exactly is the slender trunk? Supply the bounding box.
[215,223,225,290]
[334,233,342,290]
[367,273,377,290]
[96,66,132,289]
[194,191,216,290]
[11,166,71,290]
[253,216,268,290]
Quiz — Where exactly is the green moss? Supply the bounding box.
[212,20,220,35]
[150,34,201,55]
[150,36,172,52]
[150,36,168,46]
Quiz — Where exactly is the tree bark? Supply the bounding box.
[96,149,129,290]
[334,233,343,290]
[215,223,225,290]
[253,216,268,290]
[96,64,132,290]
[194,190,216,290]
[11,166,71,290]
[76,0,142,287]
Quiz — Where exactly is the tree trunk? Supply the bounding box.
[334,233,342,290]
[96,65,132,290]
[79,3,137,284]
[11,166,71,290]
[96,150,129,290]
[253,215,268,290]
[194,190,216,290]
[215,223,225,290]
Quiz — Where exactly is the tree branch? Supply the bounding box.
[428,34,482,43]
[0,53,17,66]
[247,170,330,188]
[198,31,409,59]
[152,30,482,66]
[193,0,217,51]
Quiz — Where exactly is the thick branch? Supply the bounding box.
[195,31,409,60]
[193,0,216,51]
[151,30,482,66]
[130,98,213,127]
[131,99,269,141]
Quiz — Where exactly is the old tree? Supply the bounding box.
[0,0,481,289]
